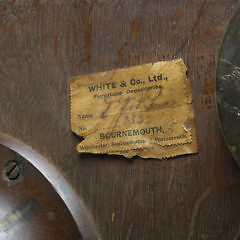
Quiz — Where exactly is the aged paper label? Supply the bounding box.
[70,59,197,159]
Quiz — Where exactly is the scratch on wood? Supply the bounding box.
[142,0,149,5]
[187,186,212,240]
[85,4,93,64]
[131,0,149,43]
[54,7,59,58]
[167,161,175,191]
[126,222,133,240]
[233,226,240,240]
[0,60,10,79]
[193,0,208,26]
[175,0,208,55]
[131,15,141,43]
[195,23,222,45]
[203,76,215,95]
[0,10,18,27]
[171,7,181,28]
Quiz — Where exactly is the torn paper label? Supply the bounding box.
[70,59,197,159]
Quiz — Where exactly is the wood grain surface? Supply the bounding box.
[0,0,239,239]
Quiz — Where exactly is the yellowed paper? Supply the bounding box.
[70,59,197,159]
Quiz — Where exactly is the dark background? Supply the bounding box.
[0,0,239,239]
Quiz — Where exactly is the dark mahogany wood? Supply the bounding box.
[0,133,99,240]
[0,142,82,240]
[0,1,240,239]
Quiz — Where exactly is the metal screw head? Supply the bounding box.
[3,159,22,184]
[5,160,20,180]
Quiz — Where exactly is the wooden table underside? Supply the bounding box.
[0,1,240,239]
